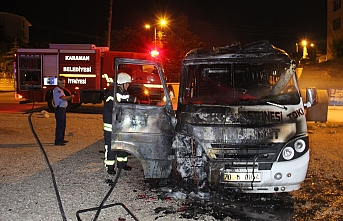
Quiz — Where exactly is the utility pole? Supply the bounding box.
[107,0,113,48]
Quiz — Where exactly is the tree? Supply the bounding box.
[161,13,205,82]
[109,14,205,82]
[0,46,17,78]
[0,26,11,55]
[110,27,146,52]
[0,25,16,78]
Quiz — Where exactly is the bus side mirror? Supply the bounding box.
[304,87,318,108]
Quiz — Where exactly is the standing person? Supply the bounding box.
[103,72,133,175]
[53,78,74,146]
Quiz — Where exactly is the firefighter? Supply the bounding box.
[103,72,133,175]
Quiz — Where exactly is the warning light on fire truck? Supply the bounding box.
[150,50,159,58]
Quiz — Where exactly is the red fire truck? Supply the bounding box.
[14,44,159,110]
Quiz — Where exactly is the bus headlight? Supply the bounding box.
[282,147,294,160]
[294,139,306,153]
[274,172,282,180]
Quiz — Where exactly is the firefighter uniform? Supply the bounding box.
[103,88,131,174]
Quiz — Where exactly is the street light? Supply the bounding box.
[160,19,167,26]
[144,19,168,51]
[302,40,308,59]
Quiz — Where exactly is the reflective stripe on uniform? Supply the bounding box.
[106,96,114,102]
[104,159,115,166]
[116,93,130,102]
[104,123,112,132]
[104,144,115,166]
[117,156,128,162]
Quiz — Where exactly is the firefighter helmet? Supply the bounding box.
[117,72,132,84]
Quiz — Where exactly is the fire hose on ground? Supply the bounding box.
[26,94,138,221]
[76,168,139,221]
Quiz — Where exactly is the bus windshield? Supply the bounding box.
[182,63,300,106]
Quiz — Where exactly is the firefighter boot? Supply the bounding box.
[106,166,116,175]
[122,165,132,171]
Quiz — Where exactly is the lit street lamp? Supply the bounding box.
[144,19,168,53]
[302,40,308,59]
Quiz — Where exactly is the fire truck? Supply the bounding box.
[14,44,160,110]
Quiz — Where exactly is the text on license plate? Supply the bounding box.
[223,172,261,182]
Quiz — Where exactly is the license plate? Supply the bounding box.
[223,172,261,182]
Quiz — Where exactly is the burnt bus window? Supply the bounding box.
[19,56,42,89]
[182,63,300,105]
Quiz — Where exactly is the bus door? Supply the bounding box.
[111,58,176,179]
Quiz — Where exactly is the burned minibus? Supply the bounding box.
[110,40,317,193]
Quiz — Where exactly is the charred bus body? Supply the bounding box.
[110,40,317,194]
[174,40,317,193]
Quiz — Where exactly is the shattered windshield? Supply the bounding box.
[182,62,300,106]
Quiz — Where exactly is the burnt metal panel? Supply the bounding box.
[111,100,175,179]
[111,58,176,179]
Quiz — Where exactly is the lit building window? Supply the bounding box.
[333,17,341,30]
[334,0,341,11]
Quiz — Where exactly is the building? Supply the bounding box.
[0,12,31,47]
[327,0,343,60]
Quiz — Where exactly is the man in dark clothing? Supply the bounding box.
[103,72,133,175]
[53,78,74,146]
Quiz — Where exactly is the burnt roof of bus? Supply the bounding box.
[183,40,292,63]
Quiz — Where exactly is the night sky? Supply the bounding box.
[2,0,327,53]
